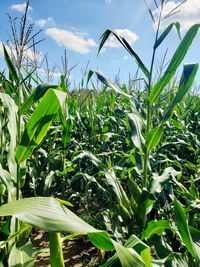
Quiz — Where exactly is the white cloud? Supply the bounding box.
[10,3,32,13]
[45,27,97,54]
[154,0,200,31]
[35,17,55,28]
[104,29,139,48]
[37,67,61,78]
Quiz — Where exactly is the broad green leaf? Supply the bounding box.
[128,112,145,151]
[141,220,174,240]
[15,89,67,163]
[149,24,200,104]
[141,248,153,267]
[154,22,181,49]
[0,197,148,267]
[0,197,99,233]
[8,243,34,267]
[87,70,132,97]
[0,225,31,249]
[128,178,141,204]
[162,64,198,123]
[0,93,18,178]
[145,126,163,153]
[113,240,146,267]
[0,164,16,201]
[174,198,198,258]
[99,30,150,79]
[150,167,180,195]
[73,150,101,167]
[102,234,150,267]
[88,232,114,251]
[104,169,131,217]
[152,253,188,267]
[3,44,19,85]
[189,226,200,255]
[19,83,58,115]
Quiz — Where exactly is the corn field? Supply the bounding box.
[0,1,200,266]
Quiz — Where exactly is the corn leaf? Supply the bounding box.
[189,226,200,255]
[128,112,145,151]
[154,22,181,49]
[149,24,200,105]
[141,220,175,240]
[102,234,150,267]
[19,83,58,115]
[145,126,163,153]
[3,44,19,85]
[99,30,150,79]
[0,93,18,178]
[15,89,67,163]
[174,198,198,258]
[104,169,131,216]
[87,70,132,97]
[162,64,198,123]
[8,243,34,267]
[0,197,148,267]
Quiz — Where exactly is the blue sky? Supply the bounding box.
[0,0,200,86]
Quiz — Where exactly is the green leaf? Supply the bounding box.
[152,253,188,267]
[128,178,141,204]
[0,197,148,267]
[128,112,145,151]
[174,198,198,257]
[189,226,200,256]
[149,24,200,105]
[99,30,150,79]
[145,126,163,153]
[8,243,34,267]
[19,83,58,115]
[0,164,16,201]
[113,240,146,267]
[141,220,174,240]
[87,70,132,97]
[162,64,199,123]
[3,44,19,85]
[154,22,181,49]
[104,169,131,218]
[73,150,101,167]
[102,234,150,267]
[0,197,97,232]
[15,89,67,163]
[0,93,18,178]
[150,167,180,195]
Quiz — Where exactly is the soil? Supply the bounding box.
[31,229,100,267]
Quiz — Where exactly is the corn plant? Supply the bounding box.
[0,0,199,266]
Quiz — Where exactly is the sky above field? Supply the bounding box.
[0,0,200,86]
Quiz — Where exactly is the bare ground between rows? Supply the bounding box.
[31,229,100,267]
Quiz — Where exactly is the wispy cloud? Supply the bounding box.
[154,0,200,31]
[45,27,97,54]
[105,0,112,3]
[104,29,139,48]
[10,3,32,12]
[35,17,55,28]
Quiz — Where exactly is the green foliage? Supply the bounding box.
[0,4,199,267]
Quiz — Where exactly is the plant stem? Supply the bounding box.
[16,83,22,201]
[143,4,163,187]
[49,232,65,267]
